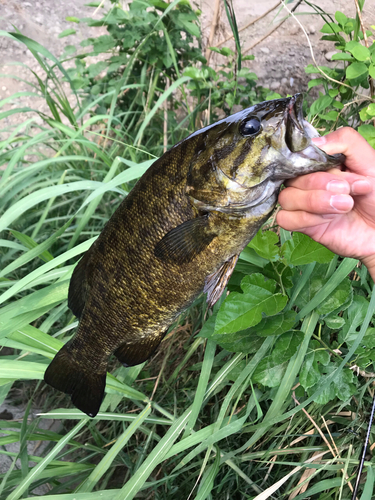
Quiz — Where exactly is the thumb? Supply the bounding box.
[312,127,375,178]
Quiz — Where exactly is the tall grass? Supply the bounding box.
[1,2,375,499]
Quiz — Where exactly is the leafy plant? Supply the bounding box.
[305,2,375,145]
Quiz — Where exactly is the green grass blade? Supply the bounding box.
[38,409,171,425]
[134,76,191,145]
[0,217,77,280]
[77,404,151,493]
[114,409,192,500]
[295,258,358,321]
[0,237,95,304]
[0,180,116,232]
[195,446,220,500]
[7,418,88,500]
[183,339,216,438]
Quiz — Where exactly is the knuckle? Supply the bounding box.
[306,191,318,212]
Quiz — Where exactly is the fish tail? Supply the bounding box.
[44,343,106,418]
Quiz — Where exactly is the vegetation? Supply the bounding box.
[0,0,375,498]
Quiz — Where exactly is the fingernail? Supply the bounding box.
[352,179,372,195]
[326,180,350,193]
[330,194,353,211]
[312,136,327,147]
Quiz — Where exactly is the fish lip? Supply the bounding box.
[287,93,305,132]
[284,93,321,153]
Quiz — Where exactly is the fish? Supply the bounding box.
[44,93,345,417]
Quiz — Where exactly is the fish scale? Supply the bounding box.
[44,94,345,417]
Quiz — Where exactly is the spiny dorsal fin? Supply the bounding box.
[154,215,215,265]
[114,329,167,367]
[204,254,239,308]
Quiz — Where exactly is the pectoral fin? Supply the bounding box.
[114,329,167,367]
[204,254,239,308]
[154,215,215,264]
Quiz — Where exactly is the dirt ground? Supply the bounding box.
[1,0,374,125]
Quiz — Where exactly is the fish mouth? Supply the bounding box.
[285,93,319,153]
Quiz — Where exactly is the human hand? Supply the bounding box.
[276,127,375,279]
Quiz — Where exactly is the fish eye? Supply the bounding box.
[240,117,261,137]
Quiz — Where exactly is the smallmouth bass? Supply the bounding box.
[44,94,344,417]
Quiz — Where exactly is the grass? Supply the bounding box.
[1,1,375,498]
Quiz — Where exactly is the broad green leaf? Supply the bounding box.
[209,46,234,57]
[294,266,351,316]
[210,330,265,354]
[58,28,76,38]
[248,229,279,261]
[252,311,296,337]
[262,262,295,290]
[331,53,354,61]
[338,295,369,345]
[335,11,348,27]
[88,61,108,78]
[324,315,346,329]
[309,95,334,116]
[346,41,371,61]
[180,19,200,38]
[283,232,334,266]
[300,340,330,390]
[346,62,368,79]
[253,331,304,387]
[307,363,356,404]
[363,103,375,117]
[319,110,339,121]
[316,278,351,315]
[358,124,375,149]
[214,274,287,335]
[320,22,341,34]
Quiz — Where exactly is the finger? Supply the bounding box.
[285,170,373,196]
[276,209,336,232]
[285,171,350,193]
[312,128,375,177]
[278,187,354,214]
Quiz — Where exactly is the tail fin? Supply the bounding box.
[44,344,106,418]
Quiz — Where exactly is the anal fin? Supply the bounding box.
[204,254,239,308]
[114,330,167,367]
[154,215,215,265]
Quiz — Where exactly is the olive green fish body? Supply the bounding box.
[44,94,344,416]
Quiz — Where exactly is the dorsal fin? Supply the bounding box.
[68,252,91,319]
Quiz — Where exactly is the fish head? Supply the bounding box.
[187,94,345,210]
